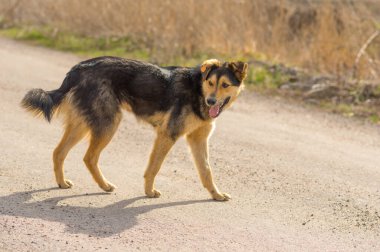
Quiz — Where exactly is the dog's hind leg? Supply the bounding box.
[186,123,231,201]
[144,132,175,198]
[83,114,121,192]
[53,122,88,189]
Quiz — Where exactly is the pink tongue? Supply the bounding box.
[209,105,220,118]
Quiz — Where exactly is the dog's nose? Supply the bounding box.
[206,97,216,106]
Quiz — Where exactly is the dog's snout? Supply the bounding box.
[206,97,216,106]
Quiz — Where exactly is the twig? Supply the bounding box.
[353,30,380,79]
[364,51,379,79]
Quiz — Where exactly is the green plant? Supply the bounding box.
[369,114,380,124]
[0,26,150,61]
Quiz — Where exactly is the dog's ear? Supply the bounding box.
[200,59,221,80]
[227,61,248,82]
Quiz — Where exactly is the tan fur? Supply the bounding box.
[54,95,121,192]
[53,96,90,188]
[141,106,211,197]
[200,59,221,73]
[186,123,230,201]
[143,132,174,198]
[141,111,170,128]
[230,62,248,82]
[140,102,236,200]
[202,74,244,110]
[121,102,133,112]
[182,111,208,135]
[83,113,121,192]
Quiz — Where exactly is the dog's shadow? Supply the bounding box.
[0,188,210,237]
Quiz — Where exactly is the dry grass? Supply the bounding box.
[0,0,379,79]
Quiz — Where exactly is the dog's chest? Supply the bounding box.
[127,103,209,139]
[181,113,207,135]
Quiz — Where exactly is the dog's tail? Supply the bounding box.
[21,72,76,122]
[21,88,67,122]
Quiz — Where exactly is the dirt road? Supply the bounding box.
[0,38,380,251]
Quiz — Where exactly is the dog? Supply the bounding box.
[21,57,248,201]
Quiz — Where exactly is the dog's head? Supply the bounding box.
[200,59,248,118]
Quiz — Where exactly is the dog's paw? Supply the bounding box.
[145,189,161,198]
[58,179,73,189]
[101,182,116,192]
[212,192,231,201]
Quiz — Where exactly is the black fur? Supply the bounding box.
[21,88,55,121]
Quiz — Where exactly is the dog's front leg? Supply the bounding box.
[144,132,175,198]
[186,124,231,201]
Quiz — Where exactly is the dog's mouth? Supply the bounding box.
[208,97,231,118]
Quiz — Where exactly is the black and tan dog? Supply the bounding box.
[22,57,248,201]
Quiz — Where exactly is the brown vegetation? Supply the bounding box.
[0,0,379,79]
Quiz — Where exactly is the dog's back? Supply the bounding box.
[23,57,164,125]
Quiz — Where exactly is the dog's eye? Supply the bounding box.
[208,81,214,87]
[222,83,230,88]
